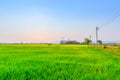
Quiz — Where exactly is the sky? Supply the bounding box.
[0,0,120,43]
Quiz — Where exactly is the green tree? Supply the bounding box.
[97,40,102,45]
[84,38,92,45]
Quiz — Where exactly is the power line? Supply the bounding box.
[95,9,120,44]
[100,9,120,28]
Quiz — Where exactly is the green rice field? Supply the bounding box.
[0,44,120,80]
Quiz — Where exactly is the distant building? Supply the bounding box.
[60,40,69,44]
[60,40,79,44]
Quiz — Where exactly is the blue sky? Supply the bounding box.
[0,0,120,43]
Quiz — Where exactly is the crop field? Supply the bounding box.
[0,44,120,80]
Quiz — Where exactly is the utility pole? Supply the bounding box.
[96,26,99,44]
[89,35,91,41]
[62,37,64,40]
[89,35,92,44]
[68,38,70,41]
